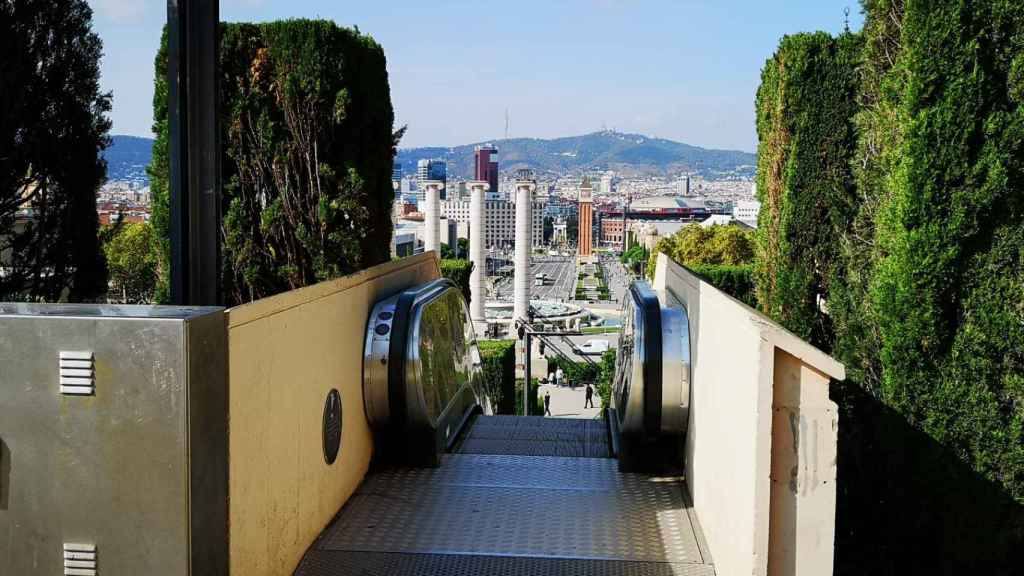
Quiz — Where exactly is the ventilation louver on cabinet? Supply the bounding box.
[59,351,95,396]
[63,542,97,576]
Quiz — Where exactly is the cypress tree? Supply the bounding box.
[870,0,1023,502]
[753,31,861,348]
[149,20,398,305]
[0,0,110,301]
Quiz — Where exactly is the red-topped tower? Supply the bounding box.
[578,176,593,257]
[474,145,499,193]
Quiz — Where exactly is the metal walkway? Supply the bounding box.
[295,417,714,576]
[454,415,612,458]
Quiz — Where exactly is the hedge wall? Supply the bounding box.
[686,264,756,307]
[754,31,861,348]
[149,20,397,305]
[477,339,515,415]
[867,0,1023,501]
[755,2,1024,572]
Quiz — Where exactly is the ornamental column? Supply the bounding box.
[422,180,443,255]
[468,180,488,333]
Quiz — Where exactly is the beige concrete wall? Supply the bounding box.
[226,253,441,576]
[652,254,844,576]
[768,351,838,576]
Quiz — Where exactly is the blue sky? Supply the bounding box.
[88,0,863,153]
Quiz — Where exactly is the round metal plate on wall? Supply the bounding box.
[323,389,342,465]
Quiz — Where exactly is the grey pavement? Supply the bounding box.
[539,382,602,419]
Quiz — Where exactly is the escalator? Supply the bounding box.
[295,279,711,575]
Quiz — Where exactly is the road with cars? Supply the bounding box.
[490,255,575,302]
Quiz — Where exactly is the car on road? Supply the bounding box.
[579,339,609,355]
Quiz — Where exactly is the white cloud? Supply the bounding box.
[91,0,145,25]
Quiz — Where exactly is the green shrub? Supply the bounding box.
[547,356,601,387]
[866,0,1024,509]
[478,340,515,414]
[103,222,158,304]
[514,378,541,416]
[646,223,755,279]
[149,20,397,305]
[439,258,473,305]
[596,349,616,410]
[687,264,756,307]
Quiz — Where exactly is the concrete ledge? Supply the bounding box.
[652,254,844,576]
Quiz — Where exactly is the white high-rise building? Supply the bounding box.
[600,172,614,195]
[441,199,543,249]
[733,200,761,227]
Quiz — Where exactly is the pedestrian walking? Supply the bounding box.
[584,384,595,409]
[544,391,552,416]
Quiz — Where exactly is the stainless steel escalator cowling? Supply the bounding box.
[611,281,692,438]
[405,284,483,428]
[363,279,490,431]
[659,304,691,435]
[613,288,646,434]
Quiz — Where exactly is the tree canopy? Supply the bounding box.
[149,20,398,305]
[0,0,110,301]
[103,221,158,304]
[646,223,755,274]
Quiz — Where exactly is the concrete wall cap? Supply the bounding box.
[226,252,440,328]
[658,253,846,381]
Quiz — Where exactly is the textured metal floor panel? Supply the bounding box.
[296,551,716,576]
[294,417,713,575]
[364,454,633,491]
[456,416,610,458]
[311,454,703,564]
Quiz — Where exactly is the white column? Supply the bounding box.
[469,181,487,332]
[423,180,442,255]
[513,179,536,326]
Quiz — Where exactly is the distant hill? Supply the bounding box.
[101,131,756,187]
[395,131,756,180]
[103,135,154,185]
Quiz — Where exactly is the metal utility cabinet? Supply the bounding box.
[0,304,227,576]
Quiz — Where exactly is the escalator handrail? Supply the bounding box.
[629,282,663,439]
[387,278,462,430]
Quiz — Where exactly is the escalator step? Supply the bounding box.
[296,551,715,576]
[455,416,610,458]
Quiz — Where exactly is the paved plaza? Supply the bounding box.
[538,381,602,419]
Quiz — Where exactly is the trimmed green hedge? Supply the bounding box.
[754,31,861,348]
[686,264,756,307]
[596,349,616,410]
[149,20,397,305]
[439,258,473,306]
[515,378,543,416]
[646,223,755,279]
[756,2,1024,572]
[478,340,515,415]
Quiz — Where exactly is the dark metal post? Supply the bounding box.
[524,331,532,416]
[167,0,221,306]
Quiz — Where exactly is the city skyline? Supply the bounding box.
[88,0,863,153]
